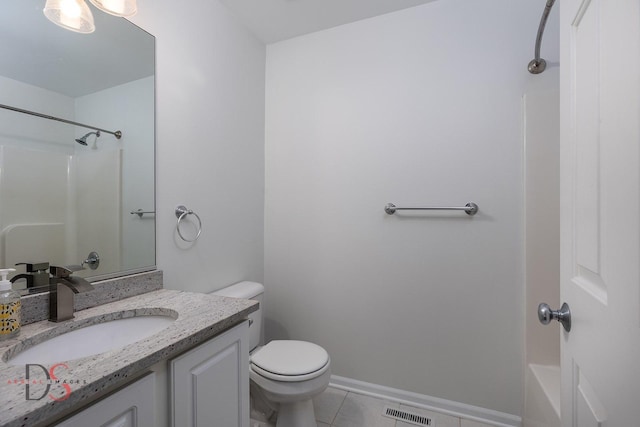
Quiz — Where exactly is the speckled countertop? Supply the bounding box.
[0,289,258,427]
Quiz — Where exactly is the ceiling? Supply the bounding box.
[218,0,438,44]
[0,1,154,97]
[1,0,437,96]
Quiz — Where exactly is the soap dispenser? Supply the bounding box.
[0,268,20,340]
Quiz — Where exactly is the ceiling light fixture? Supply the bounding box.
[88,0,137,17]
[43,0,137,34]
[43,0,95,34]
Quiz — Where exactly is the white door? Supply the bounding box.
[560,0,640,425]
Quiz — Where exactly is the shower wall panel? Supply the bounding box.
[0,75,75,281]
[0,146,70,272]
[75,77,155,272]
[523,66,561,427]
[0,74,127,279]
[74,149,122,275]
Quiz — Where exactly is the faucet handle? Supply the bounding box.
[49,266,73,278]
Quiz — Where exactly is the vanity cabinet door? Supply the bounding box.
[55,372,156,427]
[170,321,249,427]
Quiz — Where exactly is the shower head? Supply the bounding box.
[75,131,100,146]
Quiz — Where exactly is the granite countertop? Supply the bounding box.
[0,289,258,427]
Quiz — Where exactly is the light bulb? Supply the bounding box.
[88,0,137,17]
[61,0,82,17]
[43,0,95,34]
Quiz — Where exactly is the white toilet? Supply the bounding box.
[211,281,331,427]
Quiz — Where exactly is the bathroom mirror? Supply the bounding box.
[0,0,155,293]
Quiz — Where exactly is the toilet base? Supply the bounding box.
[249,355,331,427]
[276,399,317,427]
[250,383,277,423]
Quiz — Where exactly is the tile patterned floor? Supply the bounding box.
[250,386,497,427]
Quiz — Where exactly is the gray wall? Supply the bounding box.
[130,0,266,293]
[128,0,562,417]
[264,0,540,416]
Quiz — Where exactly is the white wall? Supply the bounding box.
[0,75,75,153]
[265,0,541,416]
[129,0,266,292]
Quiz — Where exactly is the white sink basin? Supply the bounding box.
[6,315,176,365]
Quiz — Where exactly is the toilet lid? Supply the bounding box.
[250,340,329,378]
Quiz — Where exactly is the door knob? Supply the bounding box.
[538,302,571,332]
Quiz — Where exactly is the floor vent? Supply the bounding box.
[382,406,433,426]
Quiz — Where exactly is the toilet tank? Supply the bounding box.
[210,281,264,351]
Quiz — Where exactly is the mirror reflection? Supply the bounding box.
[0,0,155,293]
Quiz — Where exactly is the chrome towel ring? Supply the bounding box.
[175,205,202,242]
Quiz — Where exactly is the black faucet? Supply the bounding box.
[10,262,50,291]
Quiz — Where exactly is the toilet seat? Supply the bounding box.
[251,340,330,382]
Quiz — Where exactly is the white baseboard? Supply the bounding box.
[329,375,522,427]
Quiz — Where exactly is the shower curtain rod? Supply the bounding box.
[528,0,556,74]
[0,103,122,139]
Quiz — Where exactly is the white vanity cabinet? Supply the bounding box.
[56,372,156,427]
[170,320,250,427]
[49,321,249,427]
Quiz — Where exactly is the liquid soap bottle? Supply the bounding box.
[0,268,20,340]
